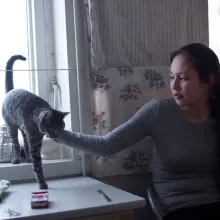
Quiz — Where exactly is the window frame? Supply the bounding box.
[0,0,89,182]
[27,0,55,104]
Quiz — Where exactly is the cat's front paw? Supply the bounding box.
[12,158,20,164]
[39,182,48,189]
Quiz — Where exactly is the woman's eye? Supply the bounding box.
[180,77,188,81]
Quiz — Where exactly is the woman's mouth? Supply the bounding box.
[173,94,183,100]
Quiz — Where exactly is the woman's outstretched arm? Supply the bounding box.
[51,99,159,156]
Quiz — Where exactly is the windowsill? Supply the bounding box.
[0,177,146,220]
[0,138,92,182]
[0,159,91,182]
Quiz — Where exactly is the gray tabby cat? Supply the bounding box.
[2,55,69,189]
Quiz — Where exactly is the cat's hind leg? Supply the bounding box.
[20,129,32,163]
[6,123,21,164]
[27,133,48,189]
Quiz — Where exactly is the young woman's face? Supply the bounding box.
[170,55,211,107]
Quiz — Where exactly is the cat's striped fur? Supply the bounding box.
[2,55,69,189]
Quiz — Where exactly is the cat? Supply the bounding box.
[2,55,69,189]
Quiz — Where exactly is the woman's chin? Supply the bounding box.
[174,98,186,106]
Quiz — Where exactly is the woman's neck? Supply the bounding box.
[180,101,210,123]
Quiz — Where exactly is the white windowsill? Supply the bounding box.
[0,177,146,220]
[0,137,92,181]
[0,159,91,182]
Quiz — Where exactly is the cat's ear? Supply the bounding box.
[61,112,69,118]
[39,109,53,122]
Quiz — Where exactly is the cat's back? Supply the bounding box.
[2,88,50,115]
[4,88,31,100]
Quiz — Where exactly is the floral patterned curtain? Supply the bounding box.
[89,66,171,177]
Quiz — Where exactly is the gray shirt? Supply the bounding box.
[55,98,220,215]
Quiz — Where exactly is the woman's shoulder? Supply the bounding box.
[140,97,175,117]
[146,97,175,109]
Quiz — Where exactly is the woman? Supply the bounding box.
[49,43,220,219]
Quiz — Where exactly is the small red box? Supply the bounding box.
[31,192,49,209]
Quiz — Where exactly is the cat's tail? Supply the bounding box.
[5,55,26,93]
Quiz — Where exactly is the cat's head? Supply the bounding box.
[38,109,69,137]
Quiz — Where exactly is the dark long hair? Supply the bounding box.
[170,43,220,173]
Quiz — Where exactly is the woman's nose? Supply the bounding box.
[171,79,180,91]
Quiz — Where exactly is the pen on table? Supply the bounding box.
[97,189,112,202]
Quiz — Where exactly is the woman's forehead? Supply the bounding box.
[170,55,193,74]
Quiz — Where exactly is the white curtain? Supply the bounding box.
[88,0,208,69]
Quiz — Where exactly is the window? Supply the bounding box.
[0,0,89,182]
[208,0,220,58]
[0,0,30,125]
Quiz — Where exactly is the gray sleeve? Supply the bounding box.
[54,99,159,156]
